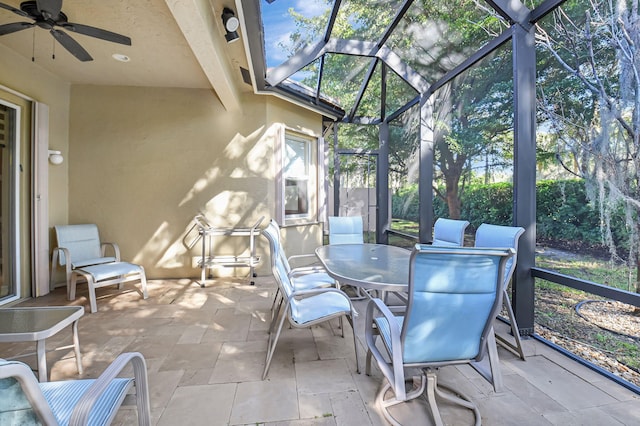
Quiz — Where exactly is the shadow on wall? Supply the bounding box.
[130,125,273,279]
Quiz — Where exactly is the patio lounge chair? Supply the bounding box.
[432,218,469,246]
[475,223,527,360]
[0,352,151,425]
[365,245,513,426]
[51,224,148,313]
[51,224,119,291]
[263,244,360,380]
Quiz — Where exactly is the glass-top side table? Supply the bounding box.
[0,306,84,381]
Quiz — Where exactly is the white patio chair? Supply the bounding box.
[262,220,336,319]
[475,223,527,360]
[0,352,150,426]
[51,224,148,313]
[432,217,469,246]
[365,245,513,426]
[50,224,119,291]
[263,248,360,379]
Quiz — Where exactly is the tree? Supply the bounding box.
[536,0,640,308]
[431,49,515,219]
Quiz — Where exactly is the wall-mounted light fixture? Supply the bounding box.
[222,7,240,43]
[48,150,63,165]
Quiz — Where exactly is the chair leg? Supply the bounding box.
[50,251,59,291]
[86,276,99,313]
[495,290,526,360]
[377,371,481,426]
[263,309,288,380]
[65,263,72,293]
[269,297,284,335]
[469,327,503,393]
[375,375,427,426]
[346,314,360,374]
[425,372,444,426]
[139,266,148,299]
[429,370,481,426]
[69,273,78,301]
[486,329,503,393]
[270,288,281,320]
[72,320,83,375]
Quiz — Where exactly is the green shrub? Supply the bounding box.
[391,179,625,250]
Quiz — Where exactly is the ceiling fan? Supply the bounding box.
[0,0,131,62]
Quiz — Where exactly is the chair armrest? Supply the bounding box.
[287,253,321,268]
[288,288,357,316]
[288,266,329,277]
[365,298,402,348]
[365,298,405,397]
[101,242,121,261]
[69,352,150,426]
[52,246,71,266]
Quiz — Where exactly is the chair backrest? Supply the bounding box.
[262,219,293,274]
[432,218,469,246]
[271,250,296,300]
[401,245,513,364]
[264,227,300,318]
[54,224,103,265]
[474,223,525,288]
[328,216,364,245]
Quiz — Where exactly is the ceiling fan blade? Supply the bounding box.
[36,0,62,20]
[0,2,29,17]
[50,28,92,61]
[61,22,131,46]
[0,21,34,36]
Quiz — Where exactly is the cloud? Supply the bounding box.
[293,0,327,17]
[262,0,329,67]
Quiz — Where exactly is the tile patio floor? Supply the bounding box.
[2,276,639,425]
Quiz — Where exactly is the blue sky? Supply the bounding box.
[261,0,329,69]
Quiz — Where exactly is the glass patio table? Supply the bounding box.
[0,306,84,381]
[315,243,411,293]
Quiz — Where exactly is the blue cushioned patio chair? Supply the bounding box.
[328,216,364,245]
[431,218,469,246]
[328,216,368,299]
[263,220,336,319]
[365,245,513,426]
[263,244,360,380]
[0,352,150,426]
[475,223,527,360]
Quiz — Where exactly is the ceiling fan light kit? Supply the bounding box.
[0,0,131,61]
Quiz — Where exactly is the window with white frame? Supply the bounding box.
[283,133,311,219]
